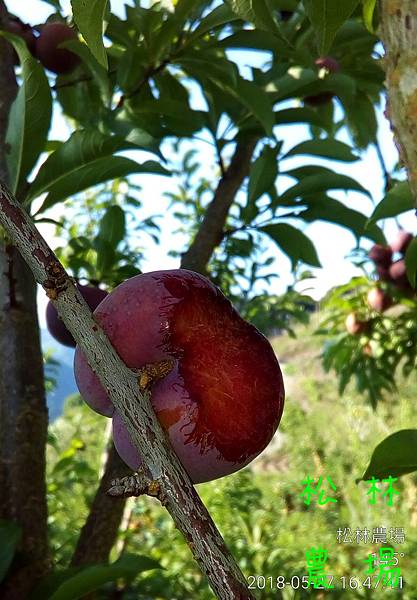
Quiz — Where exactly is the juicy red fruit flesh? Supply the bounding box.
[163,274,281,463]
[74,269,285,483]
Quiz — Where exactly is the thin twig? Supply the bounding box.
[114,58,171,111]
[374,139,391,193]
[52,69,118,91]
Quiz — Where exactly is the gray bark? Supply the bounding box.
[71,136,258,569]
[181,137,258,274]
[0,2,49,597]
[379,1,417,204]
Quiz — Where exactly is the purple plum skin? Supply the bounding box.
[46,284,108,348]
[74,269,285,484]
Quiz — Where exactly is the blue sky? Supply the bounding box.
[6,0,414,318]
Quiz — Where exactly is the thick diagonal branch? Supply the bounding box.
[379,2,417,205]
[0,182,254,600]
[181,136,258,274]
[73,135,259,567]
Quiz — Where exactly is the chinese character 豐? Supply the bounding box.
[305,547,334,589]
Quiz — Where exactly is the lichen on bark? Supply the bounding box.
[380,1,417,204]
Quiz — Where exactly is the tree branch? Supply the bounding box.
[70,442,131,567]
[0,182,255,600]
[181,136,258,274]
[0,2,49,597]
[379,1,417,205]
[72,134,260,567]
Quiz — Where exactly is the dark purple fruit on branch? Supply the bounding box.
[315,56,340,73]
[36,22,80,74]
[6,18,37,58]
[368,244,392,268]
[46,283,108,347]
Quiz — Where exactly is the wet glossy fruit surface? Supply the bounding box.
[74,269,285,483]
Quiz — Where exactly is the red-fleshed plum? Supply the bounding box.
[36,22,80,74]
[47,283,108,347]
[74,269,285,483]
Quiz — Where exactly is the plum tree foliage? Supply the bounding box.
[2,0,416,598]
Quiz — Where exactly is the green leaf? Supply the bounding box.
[2,33,52,195]
[62,39,110,100]
[362,0,377,32]
[189,4,238,40]
[181,54,274,134]
[275,107,328,129]
[94,238,116,275]
[280,172,370,203]
[303,0,360,54]
[284,139,358,162]
[40,0,61,7]
[361,430,417,480]
[248,146,278,203]
[131,99,206,134]
[27,131,169,212]
[218,29,287,53]
[234,78,274,135]
[368,181,414,223]
[177,55,238,91]
[98,205,126,247]
[226,0,286,38]
[260,223,321,267]
[405,237,417,288]
[56,70,103,129]
[251,0,285,36]
[298,196,385,244]
[71,0,108,69]
[45,554,161,600]
[341,92,377,149]
[0,520,22,583]
[225,0,260,23]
